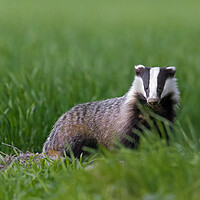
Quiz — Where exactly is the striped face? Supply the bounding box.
[132,65,179,105]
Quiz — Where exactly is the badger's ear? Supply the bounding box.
[134,65,145,76]
[166,66,176,77]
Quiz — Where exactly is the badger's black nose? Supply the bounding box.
[147,98,160,106]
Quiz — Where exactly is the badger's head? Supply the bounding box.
[128,65,180,106]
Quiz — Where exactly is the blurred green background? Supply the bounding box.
[0,0,200,153]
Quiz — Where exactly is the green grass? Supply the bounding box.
[1,0,200,199]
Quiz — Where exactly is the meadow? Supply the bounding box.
[1,0,200,199]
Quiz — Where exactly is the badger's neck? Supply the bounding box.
[117,84,178,133]
[124,90,177,123]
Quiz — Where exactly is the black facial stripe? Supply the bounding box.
[140,67,150,97]
[157,68,171,98]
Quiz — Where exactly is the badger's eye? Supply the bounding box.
[158,87,162,92]
[144,86,149,91]
[168,70,176,77]
[136,70,140,76]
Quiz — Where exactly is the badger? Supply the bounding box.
[43,65,180,159]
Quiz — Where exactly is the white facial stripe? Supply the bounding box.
[133,76,146,97]
[125,76,146,103]
[149,67,160,99]
[161,78,180,102]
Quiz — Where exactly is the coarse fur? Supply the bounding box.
[43,65,180,159]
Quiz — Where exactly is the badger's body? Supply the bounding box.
[43,65,180,159]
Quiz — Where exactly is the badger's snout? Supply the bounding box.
[147,98,160,106]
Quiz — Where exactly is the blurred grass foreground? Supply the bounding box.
[1,0,200,199]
